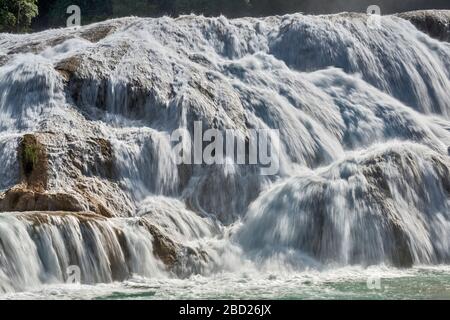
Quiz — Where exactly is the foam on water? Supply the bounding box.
[2,265,450,300]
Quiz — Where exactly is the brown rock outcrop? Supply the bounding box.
[1,132,133,218]
[0,187,85,212]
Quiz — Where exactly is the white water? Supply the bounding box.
[2,266,450,300]
[0,13,449,297]
[0,213,166,293]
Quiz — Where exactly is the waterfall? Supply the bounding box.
[0,212,166,293]
[236,142,450,268]
[0,12,449,294]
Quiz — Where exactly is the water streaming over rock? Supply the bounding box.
[0,12,449,294]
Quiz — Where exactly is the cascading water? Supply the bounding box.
[0,11,449,298]
[0,212,166,293]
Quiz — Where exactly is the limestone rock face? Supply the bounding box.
[398,10,450,42]
[0,132,134,218]
[0,187,85,212]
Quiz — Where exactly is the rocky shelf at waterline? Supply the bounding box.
[1,10,450,293]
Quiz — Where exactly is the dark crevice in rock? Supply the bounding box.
[19,134,48,191]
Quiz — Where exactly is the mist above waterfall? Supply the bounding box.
[0,11,449,295]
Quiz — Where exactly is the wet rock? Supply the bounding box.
[39,132,134,217]
[398,10,450,42]
[7,36,75,56]
[5,22,121,59]
[139,220,179,268]
[140,220,210,276]
[389,222,414,268]
[0,55,8,67]
[0,187,85,212]
[79,24,117,43]
[55,55,82,82]
[19,211,107,225]
[1,132,133,218]
[76,179,129,218]
[66,135,116,180]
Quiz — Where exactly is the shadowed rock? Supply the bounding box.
[19,134,48,192]
[398,10,450,42]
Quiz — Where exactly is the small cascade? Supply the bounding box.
[235,143,450,268]
[0,212,166,293]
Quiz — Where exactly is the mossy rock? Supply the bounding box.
[19,134,48,191]
[22,142,39,175]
